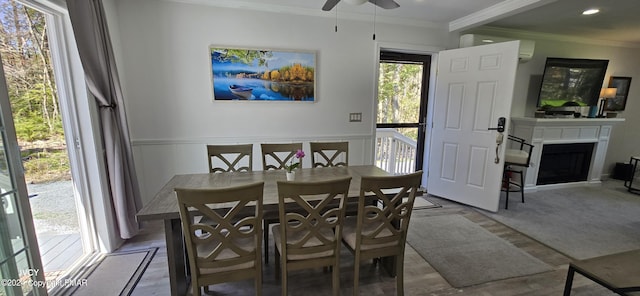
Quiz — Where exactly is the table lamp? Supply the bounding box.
[597,87,617,118]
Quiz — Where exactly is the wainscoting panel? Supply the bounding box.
[132,135,374,206]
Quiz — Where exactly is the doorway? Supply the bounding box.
[375,51,430,174]
[0,0,102,293]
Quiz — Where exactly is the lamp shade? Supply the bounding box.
[344,0,368,5]
[600,88,617,99]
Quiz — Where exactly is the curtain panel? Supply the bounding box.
[67,0,141,239]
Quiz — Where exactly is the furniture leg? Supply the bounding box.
[381,255,397,277]
[563,265,575,296]
[519,170,525,203]
[264,222,269,264]
[626,157,640,194]
[165,218,189,296]
[504,170,510,209]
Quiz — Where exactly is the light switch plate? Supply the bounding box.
[349,113,362,122]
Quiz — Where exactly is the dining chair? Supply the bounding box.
[175,182,264,296]
[261,142,303,265]
[273,177,352,296]
[309,141,349,167]
[341,171,422,296]
[309,141,359,219]
[260,143,303,171]
[206,144,253,173]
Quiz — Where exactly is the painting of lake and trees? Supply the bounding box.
[210,47,316,101]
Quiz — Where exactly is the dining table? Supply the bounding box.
[136,165,394,296]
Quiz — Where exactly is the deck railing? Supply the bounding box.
[375,128,417,174]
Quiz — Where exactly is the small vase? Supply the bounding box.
[286,171,295,181]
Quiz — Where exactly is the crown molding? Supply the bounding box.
[449,0,557,32]
[165,0,445,29]
[469,26,640,49]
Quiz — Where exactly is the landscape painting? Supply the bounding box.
[210,47,316,101]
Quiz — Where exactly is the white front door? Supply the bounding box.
[427,41,520,212]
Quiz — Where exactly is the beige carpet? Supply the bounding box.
[481,185,640,260]
[65,248,157,296]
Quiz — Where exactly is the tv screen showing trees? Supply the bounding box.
[537,58,609,108]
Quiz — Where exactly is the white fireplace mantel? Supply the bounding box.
[510,117,624,191]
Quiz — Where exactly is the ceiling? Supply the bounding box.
[204,0,640,47]
[484,0,640,47]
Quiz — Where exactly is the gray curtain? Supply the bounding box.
[67,0,141,239]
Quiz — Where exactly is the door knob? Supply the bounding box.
[488,117,506,133]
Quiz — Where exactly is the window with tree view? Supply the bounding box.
[376,52,430,173]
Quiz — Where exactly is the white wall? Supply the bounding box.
[473,29,640,178]
[112,0,450,205]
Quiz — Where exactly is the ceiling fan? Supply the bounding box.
[322,0,400,11]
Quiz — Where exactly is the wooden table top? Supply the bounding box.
[136,165,392,221]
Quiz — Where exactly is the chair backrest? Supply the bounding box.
[207,144,253,173]
[175,182,263,285]
[310,141,348,168]
[504,135,534,167]
[355,171,422,251]
[276,177,351,260]
[261,143,302,170]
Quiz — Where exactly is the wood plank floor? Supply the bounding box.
[12,233,82,281]
[125,197,617,295]
[38,234,82,273]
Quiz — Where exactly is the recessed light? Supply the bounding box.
[582,8,600,15]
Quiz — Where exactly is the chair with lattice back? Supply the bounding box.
[273,177,352,296]
[341,171,422,296]
[310,141,348,168]
[206,144,253,173]
[175,182,264,296]
[260,143,303,171]
[260,142,303,265]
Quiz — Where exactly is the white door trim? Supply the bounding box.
[22,0,121,252]
[374,41,443,186]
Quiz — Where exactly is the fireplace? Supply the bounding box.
[537,143,594,185]
[510,117,623,190]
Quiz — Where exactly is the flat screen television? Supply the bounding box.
[537,58,609,108]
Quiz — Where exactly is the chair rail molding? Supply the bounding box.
[131,134,374,206]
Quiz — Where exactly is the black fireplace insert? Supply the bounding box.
[537,143,594,185]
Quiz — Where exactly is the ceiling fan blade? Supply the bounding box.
[369,0,399,9]
[322,0,341,11]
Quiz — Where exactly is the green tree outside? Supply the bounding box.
[0,0,69,183]
[377,62,423,140]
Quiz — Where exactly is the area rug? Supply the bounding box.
[409,195,441,210]
[406,214,552,287]
[480,185,640,260]
[65,248,157,296]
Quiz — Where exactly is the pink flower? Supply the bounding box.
[295,149,305,159]
[285,149,305,172]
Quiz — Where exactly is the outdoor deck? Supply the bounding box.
[13,233,82,280]
[39,233,82,276]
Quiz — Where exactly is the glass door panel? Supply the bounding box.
[0,49,46,295]
[376,51,430,174]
